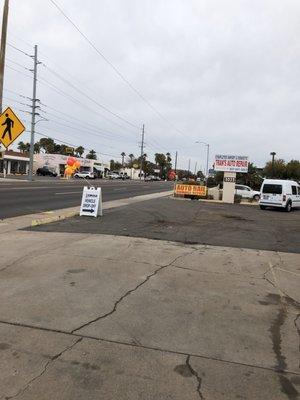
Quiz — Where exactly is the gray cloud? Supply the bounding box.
[3,0,300,169]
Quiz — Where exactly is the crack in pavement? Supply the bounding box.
[0,319,299,376]
[173,264,262,280]
[5,337,82,400]
[263,263,300,399]
[0,234,91,273]
[186,355,204,399]
[71,250,197,334]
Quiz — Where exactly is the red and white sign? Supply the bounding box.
[214,155,249,173]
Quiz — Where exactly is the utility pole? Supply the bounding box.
[0,0,9,112]
[139,124,145,181]
[28,45,39,181]
[174,151,178,174]
[0,0,9,177]
[270,151,276,178]
[194,161,197,177]
[188,158,190,179]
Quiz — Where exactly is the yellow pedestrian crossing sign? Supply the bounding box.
[0,107,26,149]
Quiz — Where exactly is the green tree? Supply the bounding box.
[75,146,84,157]
[86,149,97,160]
[17,141,26,153]
[34,142,41,154]
[127,153,134,167]
[263,159,286,179]
[286,160,300,180]
[110,159,122,170]
[236,163,263,190]
[39,138,55,154]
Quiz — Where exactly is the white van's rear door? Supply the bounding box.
[261,183,283,205]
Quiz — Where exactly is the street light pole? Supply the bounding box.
[195,141,210,181]
[270,151,276,178]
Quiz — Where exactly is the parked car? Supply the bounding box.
[259,179,300,212]
[108,172,121,179]
[36,166,57,177]
[119,172,130,180]
[145,175,161,181]
[235,184,260,201]
[74,171,95,179]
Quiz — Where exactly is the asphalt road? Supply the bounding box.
[32,196,300,253]
[0,178,173,219]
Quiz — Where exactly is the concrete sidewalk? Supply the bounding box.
[0,221,299,398]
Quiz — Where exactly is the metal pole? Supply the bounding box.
[194,161,197,176]
[174,151,178,173]
[0,0,9,113]
[28,45,38,181]
[188,158,190,179]
[206,144,210,180]
[0,0,9,177]
[139,124,144,181]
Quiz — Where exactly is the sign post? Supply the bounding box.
[214,155,249,204]
[80,186,102,217]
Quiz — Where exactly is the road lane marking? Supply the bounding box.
[55,191,82,195]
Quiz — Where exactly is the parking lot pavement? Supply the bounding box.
[30,196,300,253]
[1,214,300,399]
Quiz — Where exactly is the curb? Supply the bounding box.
[31,211,79,227]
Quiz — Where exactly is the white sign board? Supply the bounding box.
[80,186,102,217]
[214,155,249,173]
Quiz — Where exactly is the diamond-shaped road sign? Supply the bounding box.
[0,107,26,149]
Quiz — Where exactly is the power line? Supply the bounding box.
[33,130,121,158]
[42,63,140,130]
[48,0,186,139]
[6,58,31,71]
[37,74,140,135]
[5,64,33,80]
[7,42,32,58]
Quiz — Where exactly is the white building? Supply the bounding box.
[34,153,110,177]
[120,167,144,180]
[0,150,29,175]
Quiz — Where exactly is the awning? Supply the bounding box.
[94,165,104,172]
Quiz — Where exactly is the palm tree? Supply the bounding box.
[121,152,126,167]
[75,146,84,157]
[17,141,26,153]
[34,142,41,154]
[128,153,134,166]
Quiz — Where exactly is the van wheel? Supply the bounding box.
[260,205,266,210]
[285,201,292,212]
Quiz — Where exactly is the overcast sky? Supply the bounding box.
[2,0,300,169]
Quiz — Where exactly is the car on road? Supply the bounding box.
[74,171,95,179]
[36,166,58,177]
[145,175,161,181]
[108,172,121,179]
[235,184,260,201]
[119,172,130,180]
[259,179,300,212]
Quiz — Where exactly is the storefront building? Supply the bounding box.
[33,153,110,177]
[0,150,30,175]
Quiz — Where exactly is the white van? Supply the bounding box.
[259,179,300,212]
